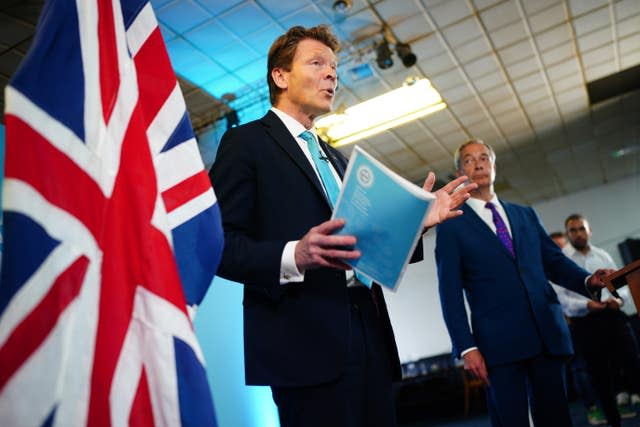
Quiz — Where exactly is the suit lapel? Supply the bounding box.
[261,111,332,207]
[461,203,516,261]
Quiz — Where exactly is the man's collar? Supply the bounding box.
[563,244,589,257]
[271,107,317,139]
[467,193,499,208]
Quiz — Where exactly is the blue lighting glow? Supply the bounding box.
[203,74,247,99]
[155,0,209,33]
[178,58,227,87]
[194,277,280,427]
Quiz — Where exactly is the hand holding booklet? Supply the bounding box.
[331,146,434,290]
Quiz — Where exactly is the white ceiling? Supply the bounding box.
[1,0,639,204]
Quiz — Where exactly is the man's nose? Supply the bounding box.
[326,66,337,80]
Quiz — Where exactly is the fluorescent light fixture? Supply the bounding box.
[315,78,446,147]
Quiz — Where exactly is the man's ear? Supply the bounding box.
[271,68,288,90]
[455,169,463,178]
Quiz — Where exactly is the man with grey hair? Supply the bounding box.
[435,139,612,426]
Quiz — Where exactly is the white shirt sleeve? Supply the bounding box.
[551,284,590,317]
[280,240,305,284]
[460,347,478,358]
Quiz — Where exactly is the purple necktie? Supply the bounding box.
[485,202,515,258]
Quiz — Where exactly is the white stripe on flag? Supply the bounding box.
[4,88,105,192]
[112,286,205,426]
[0,181,102,427]
[126,2,157,57]
[0,306,75,427]
[0,179,101,348]
[146,83,187,155]
[0,244,81,348]
[166,188,216,229]
[155,138,204,192]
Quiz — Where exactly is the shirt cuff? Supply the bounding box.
[460,347,478,358]
[280,240,304,284]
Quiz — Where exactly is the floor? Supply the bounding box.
[399,402,640,427]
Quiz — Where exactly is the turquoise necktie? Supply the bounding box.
[299,131,340,208]
[299,131,372,287]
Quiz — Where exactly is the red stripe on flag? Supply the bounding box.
[162,170,212,213]
[98,0,120,122]
[4,115,107,240]
[134,27,178,128]
[0,256,89,392]
[88,104,187,424]
[129,368,154,426]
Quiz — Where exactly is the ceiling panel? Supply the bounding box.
[0,0,638,206]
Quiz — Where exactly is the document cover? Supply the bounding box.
[332,146,434,290]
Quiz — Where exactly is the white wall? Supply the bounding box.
[383,232,450,363]
[533,175,640,267]
[385,174,640,363]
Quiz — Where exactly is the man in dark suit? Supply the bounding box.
[209,25,474,427]
[435,139,611,426]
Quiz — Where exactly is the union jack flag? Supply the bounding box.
[0,0,223,425]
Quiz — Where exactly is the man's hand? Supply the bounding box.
[586,268,616,291]
[586,300,607,312]
[422,173,478,228]
[295,219,360,272]
[604,297,622,310]
[463,349,490,386]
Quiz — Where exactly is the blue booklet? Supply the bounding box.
[332,146,434,290]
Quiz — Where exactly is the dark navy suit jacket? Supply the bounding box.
[435,201,591,367]
[209,111,417,387]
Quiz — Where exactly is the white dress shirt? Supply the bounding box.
[562,244,634,314]
[551,283,592,318]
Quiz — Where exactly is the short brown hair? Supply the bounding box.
[267,25,339,105]
[453,139,496,171]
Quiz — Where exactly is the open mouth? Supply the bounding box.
[322,88,334,97]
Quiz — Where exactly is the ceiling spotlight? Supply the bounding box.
[332,0,352,13]
[376,40,393,70]
[396,42,417,68]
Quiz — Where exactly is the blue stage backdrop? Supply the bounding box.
[194,277,280,427]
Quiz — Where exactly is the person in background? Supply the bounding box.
[435,139,610,427]
[563,214,640,426]
[549,231,607,425]
[209,25,475,427]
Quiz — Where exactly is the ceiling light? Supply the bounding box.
[315,78,446,147]
[376,40,393,70]
[332,0,352,13]
[611,144,640,158]
[396,42,417,68]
